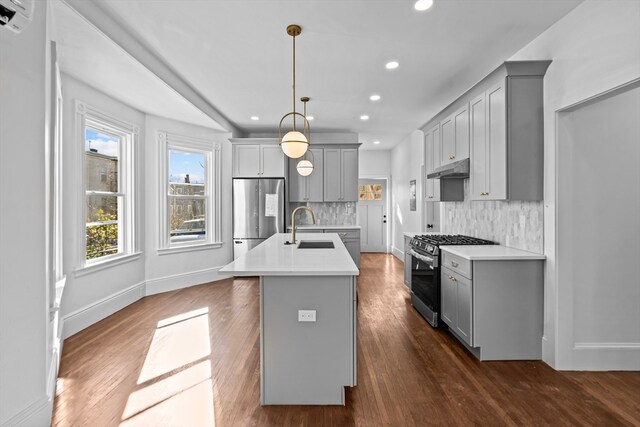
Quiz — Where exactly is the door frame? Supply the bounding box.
[359,175,390,254]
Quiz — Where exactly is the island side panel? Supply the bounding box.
[261,275,355,405]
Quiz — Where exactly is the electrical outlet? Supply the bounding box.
[520,214,526,229]
[298,310,316,322]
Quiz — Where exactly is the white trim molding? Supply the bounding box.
[392,246,404,261]
[1,395,51,427]
[145,265,232,296]
[62,281,146,339]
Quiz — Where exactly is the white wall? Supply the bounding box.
[59,74,147,337]
[144,115,233,295]
[508,0,640,369]
[359,150,391,178]
[0,1,53,425]
[390,130,424,258]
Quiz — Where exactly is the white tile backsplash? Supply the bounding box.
[290,202,358,226]
[440,180,543,253]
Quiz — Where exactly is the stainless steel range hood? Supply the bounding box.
[427,158,469,179]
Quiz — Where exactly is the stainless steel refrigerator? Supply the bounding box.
[233,178,285,259]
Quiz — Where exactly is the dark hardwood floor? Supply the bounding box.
[53,254,640,426]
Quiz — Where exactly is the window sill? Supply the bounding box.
[157,242,223,256]
[74,252,142,278]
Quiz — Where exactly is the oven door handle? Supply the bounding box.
[408,249,437,267]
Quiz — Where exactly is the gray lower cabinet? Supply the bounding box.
[441,251,544,360]
[403,236,412,289]
[335,229,360,268]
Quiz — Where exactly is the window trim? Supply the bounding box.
[158,131,221,251]
[76,100,139,269]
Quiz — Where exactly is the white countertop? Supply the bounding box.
[440,245,546,261]
[287,225,361,230]
[219,233,359,276]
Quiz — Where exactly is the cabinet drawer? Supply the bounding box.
[442,251,472,279]
[331,229,360,240]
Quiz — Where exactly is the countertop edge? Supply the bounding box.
[440,246,546,261]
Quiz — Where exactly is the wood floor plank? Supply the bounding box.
[52,254,640,426]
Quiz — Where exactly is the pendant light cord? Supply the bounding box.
[292,33,297,131]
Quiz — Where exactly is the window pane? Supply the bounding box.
[86,195,119,223]
[169,197,206,244]
[169,150,205,196]
[86,195,120,260]
[85,127,119,192]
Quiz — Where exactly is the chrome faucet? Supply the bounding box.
[290,206,316,245]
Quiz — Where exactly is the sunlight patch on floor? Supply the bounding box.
[123,360,212,419]
[120,379,215,427]
[138,307,211,384]
[119,307,216,426]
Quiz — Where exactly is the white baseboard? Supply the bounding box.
[62,281,145,339]
[145,265,230,296]
[392,246,404,261]
[1,395,51,427]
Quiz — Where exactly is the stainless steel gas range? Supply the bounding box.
[408,234,495,327]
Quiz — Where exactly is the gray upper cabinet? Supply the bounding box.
[323,148,342,201]
[341,149,358,202]
[261,145,286,177]
[288,148,323,202]
[232,140,285,178]
[424,125,441,201]
[422,61,550,202]
[324,148,358,202]
[233,144,261,177]
[440,105,469,166]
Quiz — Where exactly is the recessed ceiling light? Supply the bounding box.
[385,61,399,70]
[373,140,381,145]
[414,0,434,12]
[369,94,381,101]
[250,116,260,121]
[306,116,314,121]
[360,115,370,121]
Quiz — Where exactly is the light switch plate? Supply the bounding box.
[298,310,316,322]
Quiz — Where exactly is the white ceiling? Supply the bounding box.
[51,0,225,131]
[58,0,582,150]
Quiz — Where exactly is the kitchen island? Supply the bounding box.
[219,232,359,405]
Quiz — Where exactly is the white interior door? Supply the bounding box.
[358,179,387,252]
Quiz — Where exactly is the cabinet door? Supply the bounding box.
[323,148,342,201]
[306,148,324,202]
[260,145,285,177]
[233,144,261,177]
[455,273,473,346]
[453,105,469,161]
[441,268,457,327]
[341,149,359,202]
[470,93,487,200]
[288,157,306,202]
[440,116,455,165]
[486,82,507,200]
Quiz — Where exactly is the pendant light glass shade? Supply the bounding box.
[281,130,309,158]
[296,159,314,176]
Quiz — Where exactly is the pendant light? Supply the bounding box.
[297,97,314,176]
[278,24,311,159]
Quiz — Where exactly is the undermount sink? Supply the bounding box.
[297,240,335,249]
